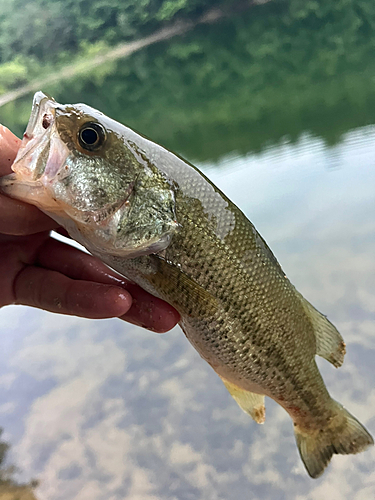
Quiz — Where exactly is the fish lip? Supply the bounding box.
[12,92,58,181]
[1,91,66,208]
[0,171,56,212]
[0,172,27,194]
[25,92,56,133]
[23,91,56,142]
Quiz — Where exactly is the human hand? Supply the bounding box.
[0,125,180,332]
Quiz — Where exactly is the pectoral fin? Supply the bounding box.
[220,376,265,424]
[299,295,346,368]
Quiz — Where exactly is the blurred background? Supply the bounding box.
[0,0,374,499]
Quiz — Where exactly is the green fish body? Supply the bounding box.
[1,92,372,478]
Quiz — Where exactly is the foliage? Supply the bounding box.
[0,57,28,93]
[0,0,221,97]
[51,0,375,160]
[0,0,215,65]
[0,0,76,63]
[1,0,375,161]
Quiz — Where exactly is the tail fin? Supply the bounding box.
[294,402,374,478]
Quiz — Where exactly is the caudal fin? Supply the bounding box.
[294,402,374,478]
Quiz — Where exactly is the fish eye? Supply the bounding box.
[78,122,105,151]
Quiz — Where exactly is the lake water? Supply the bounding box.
[0,5,374,500]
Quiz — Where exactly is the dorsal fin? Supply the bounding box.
[298,294,346,368]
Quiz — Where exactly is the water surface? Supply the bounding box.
[0,6,374,500]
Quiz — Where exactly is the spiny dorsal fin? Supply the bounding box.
[298,294,346,368]
[220,376,265,424]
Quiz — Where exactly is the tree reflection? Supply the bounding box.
[0,428,38,500]
[1,2,375,162]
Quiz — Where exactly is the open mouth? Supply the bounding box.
[12,92,57,181]
[0,92,69,211]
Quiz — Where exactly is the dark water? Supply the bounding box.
[0,5,375,500]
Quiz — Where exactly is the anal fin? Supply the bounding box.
[299,294,346,368]
[220,376,265,424]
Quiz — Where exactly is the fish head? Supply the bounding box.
[1,92,178,258]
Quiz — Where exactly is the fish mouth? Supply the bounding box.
[0,92,69,212]
[14,92,57,179]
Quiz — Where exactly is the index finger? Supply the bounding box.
[0,125,21,175]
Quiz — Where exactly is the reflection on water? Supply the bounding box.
[2,2,375,160]
[0,126,374,500]
[0,4,375,499]
[0,428,37,499]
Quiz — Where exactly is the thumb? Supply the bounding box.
[0,125,21,175]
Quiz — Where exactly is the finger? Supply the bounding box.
[37,237,128,285]
[0,194,58,235]
[37,237,180,332]
[14,265,133,319]
[119,283,180,333]
[0,126,21,175]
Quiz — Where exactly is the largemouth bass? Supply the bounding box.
[1,92,373,478]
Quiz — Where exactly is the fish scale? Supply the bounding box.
[1,91,372,478]
[139,212,322,401]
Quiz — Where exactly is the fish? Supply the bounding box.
[1,91,373,478]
